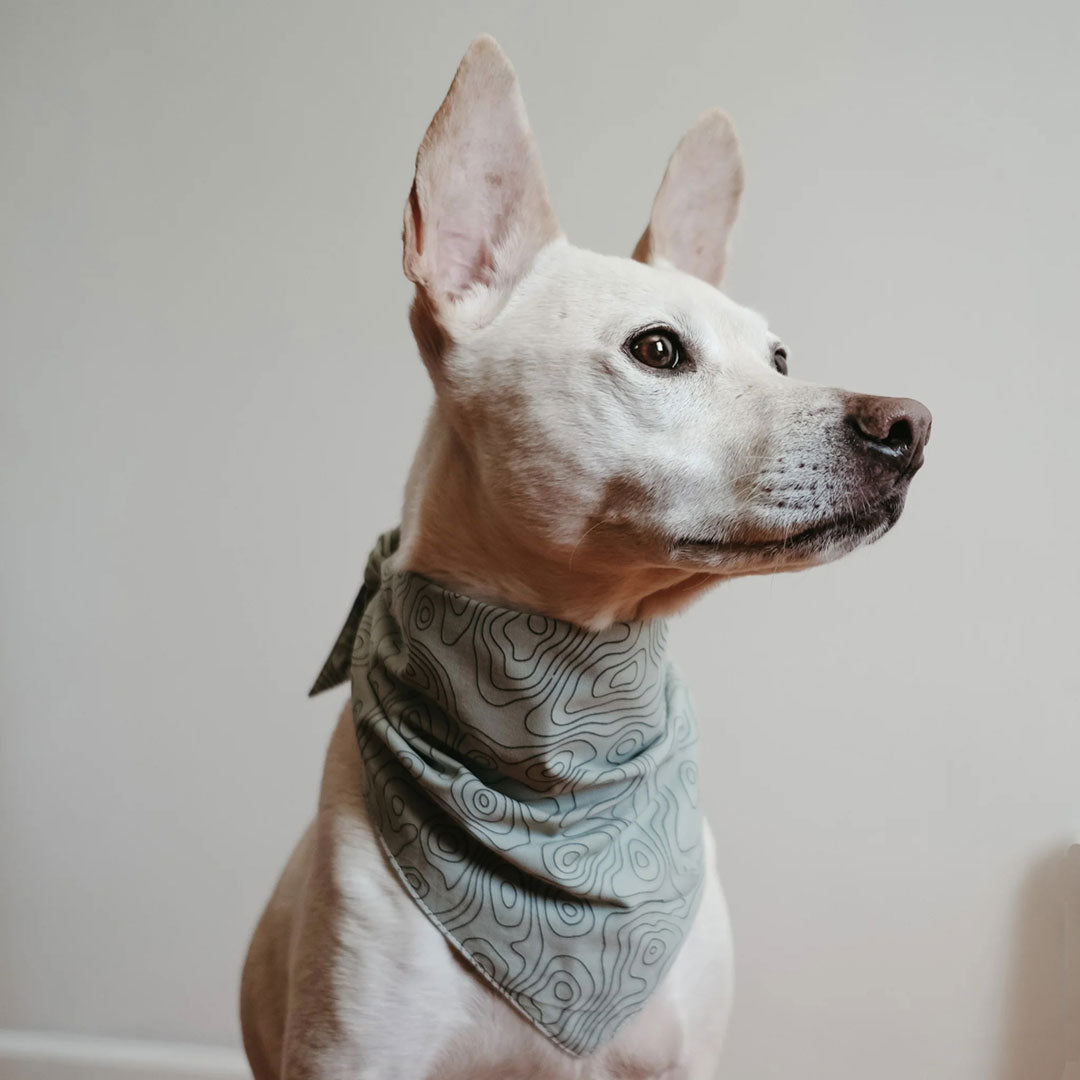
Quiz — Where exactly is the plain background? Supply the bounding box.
[2,2,1078,1078]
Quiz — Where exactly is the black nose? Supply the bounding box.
[845,394,932,472]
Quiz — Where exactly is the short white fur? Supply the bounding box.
[241,33,929,1080]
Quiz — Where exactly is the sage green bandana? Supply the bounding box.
[311,529,705,1056]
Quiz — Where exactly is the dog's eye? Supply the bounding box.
[772,345,788,375]
[627,329,683,371]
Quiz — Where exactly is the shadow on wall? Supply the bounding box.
[994,844,1074,1080]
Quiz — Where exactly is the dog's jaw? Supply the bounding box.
[396,448,903,630]
[395,394,920,628]
[396,403,720,628]
[672,489,908,571]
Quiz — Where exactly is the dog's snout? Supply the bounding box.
[845,395,932,472]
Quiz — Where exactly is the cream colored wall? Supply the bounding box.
[2,2,1077,1077]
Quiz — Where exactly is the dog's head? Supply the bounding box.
[401,36,930,609]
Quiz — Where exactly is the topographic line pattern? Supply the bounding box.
[315,529,705,1057]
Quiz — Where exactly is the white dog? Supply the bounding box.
[240,35,931,1080]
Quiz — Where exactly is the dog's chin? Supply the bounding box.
[671,493,907,576]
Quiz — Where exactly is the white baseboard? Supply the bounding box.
[0,1030,248,1080]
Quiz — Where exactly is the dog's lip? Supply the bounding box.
[674,497,904,555]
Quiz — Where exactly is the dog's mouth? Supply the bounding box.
[672,494,907,569]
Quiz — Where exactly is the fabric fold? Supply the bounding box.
[312,528,705,1056]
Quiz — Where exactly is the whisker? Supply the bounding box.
[568,520,605,572]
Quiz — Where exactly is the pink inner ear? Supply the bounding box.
[654,161,735,286]
[404,36,561,313]
[437,221,496,299]
[636,110,744,289]
[434,166,520,298]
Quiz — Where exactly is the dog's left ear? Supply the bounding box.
[633,110,744,288]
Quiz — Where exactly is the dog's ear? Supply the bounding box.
[633,110,744,288]
[403,36,562,326]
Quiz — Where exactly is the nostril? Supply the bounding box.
[846,413,886,445]
[846,406,915,453]
[885,417,913,451]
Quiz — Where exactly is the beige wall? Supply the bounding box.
[1,2,1077,1077]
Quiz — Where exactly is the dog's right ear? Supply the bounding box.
[403,36,562,332]
[633,110,744,288]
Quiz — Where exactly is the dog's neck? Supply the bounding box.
[396,405,718,628]
[335,531,706,1056]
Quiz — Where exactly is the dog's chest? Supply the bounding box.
[427,968,693,1080]
[321,707,734,1080]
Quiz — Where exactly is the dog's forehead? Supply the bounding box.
[503,243,770,351]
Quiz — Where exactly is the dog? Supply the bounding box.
[240,34,931,1080]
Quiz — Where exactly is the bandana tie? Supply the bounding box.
[312,529,705,1056]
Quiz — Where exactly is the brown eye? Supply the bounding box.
[772,345,788,375]
[628,329,683,370]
